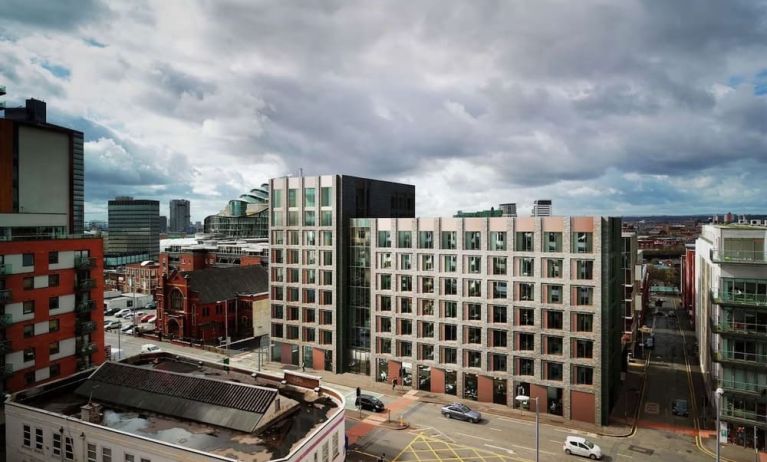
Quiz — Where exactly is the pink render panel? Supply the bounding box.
[542,217,564,232]
[571,217,596,232]
[516,217,535,231]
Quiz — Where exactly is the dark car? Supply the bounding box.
[104,307,121,316]
[672,399,689,417]
[441,403,481,423]
[355,394,385,412]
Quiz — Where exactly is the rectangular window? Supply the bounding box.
[23,253,34,266]
[303,211,316,226]
[288,188,297,207]
[574,339,594,358]
[516,232,534,251]
[576,260,594,280]
[49,296,59,310]
[23,277,34,289]
[575,313,593,332]
[489,231,506,251]
[443,254,457,272]
[421,299,434,316]
[48,251,59,264]
[573,232,593,253]
[272,211,283,226]
[544,232,562,252]
[464,231,481,250]
[518,333,535,350]
[400,298,412,314]
[418,231,433,248]
[546,310,563,329]
[444,324,457,341]
[125,455,136,462]
[518,358,534,375]
[466,279,482,297]
[50,341,60,355]
[492,305,507,323]
[444,301,457,318]
[378,231,391,247]
[53,432,62,456]
[545,336,563,355]
[23,424,31,447]
[443,347,457,363]
[397,231,412,248]
[467,303,482,321]
[24,347,35,362]
[380,317,391,333]
[466,350,482,367]
[50,363,60,377]
[574,366,594,385]
[441,231,457,250]
[492,281,507,299]
[492,354,507,371]
[48,274,60,287]
[320,211,332,226]
[420,277,434,293]
[399,319,412,335]
[492,257,507,275]
[399,341,412,357]
[400,254,412,270]
[467,327,481,343]
[65,437,74,460]
[379,295,392,311]
[380,274,391,290]
[87,443,97,462]
[546,362,563,381]
[520,258,534,277]
[519,283,534,301]
[103,447,113,462]
[379,252,392,268]
[304,187,316,207]
[320,231,332,246]
[23,324,34,338]
[321,251,333,266]
[35,427,43,451]
[272,230,284,245]
[576,287,593,305]
[547,285,562,304]
[400,275,412,292]
[272,189,283,207]
[546,259,562,278]
[320,187,332,207]
[468,256,482,273]
[379,337,392,354]
[420,254,434,271]
[420,343,434,360]
[518,308,534,326]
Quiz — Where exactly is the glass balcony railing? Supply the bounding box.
[711,318,767,337]
[0,289,11,303]
[75,279,96,291]
[76,321,97,335]
[720,378,766,395]
[75,300,96,313]
[74,256,96,270]
[714,291,767,307]
[712,250,767,264]
[721,407,767,423]
[713,349,767,365]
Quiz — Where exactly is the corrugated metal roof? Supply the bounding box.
[74,362,277,432]
[186,265,268,303]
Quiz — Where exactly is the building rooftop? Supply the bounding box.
[13,355,340,461]
[184,265,269,302]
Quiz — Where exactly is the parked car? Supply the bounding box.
[139,314,156,323]
[105,307,121,316]
[140,344,161,353]
[563,436,602,459]
[120,323,136,333]
[355,394,385,412]
[114,309,131,318]
[104,320,122,331]
[441,403,481,423]
[146,302,157,309]
[672,399,689,417]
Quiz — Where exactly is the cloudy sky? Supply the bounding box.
[2,1,767,222]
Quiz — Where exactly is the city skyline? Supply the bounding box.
[2,1,767,222]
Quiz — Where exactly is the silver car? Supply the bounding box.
[441,403,481,423]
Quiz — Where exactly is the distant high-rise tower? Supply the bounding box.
[158,215,168,233]
[107,197,160,260]
[169,199,191,233]
[532,199,553,217]
[499,203,517,217]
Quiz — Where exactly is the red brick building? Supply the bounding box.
[681,244,696,320]
[156,265,267,343]
[0,238,105,393]
[124,261,160,294]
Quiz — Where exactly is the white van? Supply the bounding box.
[563,436,602,459]
[140,344,161,354]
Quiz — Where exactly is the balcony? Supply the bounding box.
[76,321,97,335]
[75,279,97,292]
[77,343,97,357]
[713,290,767,308]
[712,250,767,265]
[720,407,767,426]
[0,263,10,276]
[2,364,13,378]
[0,289,11,304]
[710,318,767,339]
[719,378,765,397]
[0,340,11,354]
[75,300,96,314]
[0,313,12,328]
[711,348,767,367]
[74,256,97,270]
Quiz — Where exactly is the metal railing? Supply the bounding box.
[75,300,96,313]
[75,279,96,291]
[721,407,767,422]
[712,250,767,264]
[711,318,767,337]
[713,349,767,364]
[0,263,9,275]
[714,291,767,307]
[0,313,12,327]
[0,289,11,303]
[77,343,97,356]
[719,378,766,394]
[0,340,11,354]
[74,256,96,270]
[2,364,13,378]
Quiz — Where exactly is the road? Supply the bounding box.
[103,297,717,462]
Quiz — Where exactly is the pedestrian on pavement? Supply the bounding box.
[392,378,397,390]
[302,362,305,372]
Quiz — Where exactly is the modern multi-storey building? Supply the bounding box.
[621,232,648,350]
[0,97,104,394]
[169,199,191,233]
[695,224,767,449]
[204,185,270,238]
[269,174,624,424]
[106,197,160,260]
[532,199,553,217]
[268,175,415,373]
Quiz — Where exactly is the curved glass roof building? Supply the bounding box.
[203,184,269,238]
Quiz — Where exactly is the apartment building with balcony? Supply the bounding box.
[268,175,415,373]
[354,215,622,425]
[621,232,648,350]
[0,97,104,393]
[695,224,767,448]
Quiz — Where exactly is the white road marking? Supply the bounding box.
[484,444,516,455]
[456,432,493,442]
[487,427,503,432]
[509,443,556,455]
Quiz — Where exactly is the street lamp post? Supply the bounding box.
[716,387,724,462]
[516,394,539,462]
